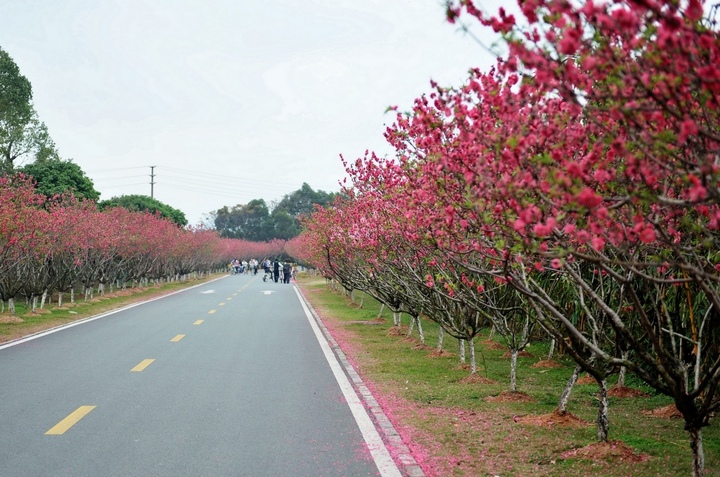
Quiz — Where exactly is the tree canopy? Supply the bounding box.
[0,47,57,173]
[20,159,100,202]
[99,194,188,227]
[212,183,335,241]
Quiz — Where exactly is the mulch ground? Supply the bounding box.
[485,390,535,403]
[458,374,498,385]
[514,409,590,428]
[428,349,454,358]
[608,385,650,398]
[531,359,563,368]
[561,440,650,463]
[481,339,506,350]
[641,404,682,419]
[576,374,596,385]
[502,350,534,358]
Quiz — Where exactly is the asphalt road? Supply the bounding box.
[0,274,400,476]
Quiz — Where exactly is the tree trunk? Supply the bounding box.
[558,365,582,414]
[377,303,385,319]
[358,291,364,309]
[459,339,466,364]
[688,426,705,477]
[58,292,63,307]
[416,317,425,345]
[596,378,609,442]
[70,287,75,304]
[31,296,37,313]
[406,317,415,338]
[617,350,629,387]
[510,349,518,393]
[469,339,477,374]
[436,326,444,352]
[393,311,401,328]
[547,338,556,361]
[9,298,15,314]
[40,290,48,309]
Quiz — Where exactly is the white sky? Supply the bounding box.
[1,0,504,226]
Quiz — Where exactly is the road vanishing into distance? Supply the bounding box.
[0,274,403,476]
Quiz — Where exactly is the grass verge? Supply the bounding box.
[296,275,718,477]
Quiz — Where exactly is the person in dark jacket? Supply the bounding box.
[283,262,291,283]
[273,260,280,283]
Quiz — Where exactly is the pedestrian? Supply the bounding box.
[283,262,291,284]
[273,259,280,283]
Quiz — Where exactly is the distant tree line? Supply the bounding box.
[211,182,336,241]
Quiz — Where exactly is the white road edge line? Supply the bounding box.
[293,287,403,477]
[0,276,228,352]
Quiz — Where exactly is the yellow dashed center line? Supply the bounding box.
[208,310,216,314]
[219,303,225,306]
[131,359,155,372]
[45,406,96,435]
[171,334,185,342]
[226,297,232,301]
[193,320,204,325]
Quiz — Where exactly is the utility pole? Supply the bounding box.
[150,165,156,199]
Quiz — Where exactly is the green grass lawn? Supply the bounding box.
[297,274,718,477]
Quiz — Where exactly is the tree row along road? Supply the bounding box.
[0,274,398,476]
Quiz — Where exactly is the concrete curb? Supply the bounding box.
[295,286,426,477]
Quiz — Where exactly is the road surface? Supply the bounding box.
[0,274,403,476]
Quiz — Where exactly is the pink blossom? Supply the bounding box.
[638,226,656,244]
[591,236,606,251]
[576,187,603,208]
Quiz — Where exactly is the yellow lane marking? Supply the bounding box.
[45,406,96,435]
[208,310,216,314]
[219,303,225,306]
[226,297,232,300]
[131,359,155,372]
[193,320,204,325]
[170,334,185,342]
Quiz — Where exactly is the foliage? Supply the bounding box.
[19,159,100,201]
[0,47,57,173]
[212,183,335,241]
[295,2,720,474]
[99,194,187,227]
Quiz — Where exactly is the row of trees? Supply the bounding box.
[0,176,287,313]
[294,1,720,475]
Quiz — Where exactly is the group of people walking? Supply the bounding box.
[230,258,295,283]
[262,258,294,284]
[228,258,259,275]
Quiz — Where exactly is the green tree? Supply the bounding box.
[274,182,335,218]
[99,194,187,227]
[0,47,54,173]
[270,208,300,239]
[20,159,100,201]
[213,199,272,241]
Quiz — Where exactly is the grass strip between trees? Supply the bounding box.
[0,274,222,345]
[296,275,718,477]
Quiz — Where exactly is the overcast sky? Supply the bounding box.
[1,0,504,226]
